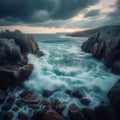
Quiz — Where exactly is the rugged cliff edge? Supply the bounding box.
[0,30,44,89]
[82,25,120,74]
[81,25,120,119]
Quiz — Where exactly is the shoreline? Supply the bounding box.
[0,27,120,120]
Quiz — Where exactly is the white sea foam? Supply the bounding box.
[24,34,120,108]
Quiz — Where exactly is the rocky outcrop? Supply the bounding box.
[0,30,43,89]
[108,80,120,114]
[82,25,120,74]
[82,25,120,118]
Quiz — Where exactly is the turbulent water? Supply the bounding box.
[25,34,119,108]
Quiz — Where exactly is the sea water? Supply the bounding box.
[24,34,119,108]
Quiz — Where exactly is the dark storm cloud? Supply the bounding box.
[84,9,100,17]
[105,0,120,25]
[0,0,100,25]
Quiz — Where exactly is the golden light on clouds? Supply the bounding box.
[0,0,118,33]
[88,0,117,13]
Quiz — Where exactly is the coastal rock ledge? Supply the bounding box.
[0,30,43,89]
[82,25,120,74]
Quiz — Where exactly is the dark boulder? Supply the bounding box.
[68,104,83,120]
[20,90,40,109]
[72,90,83,99]
[6,96,15,104]
[65,89,72,95]
[18,112,29,120]
[108,80,120,114]
[32,109,64,120]
[0,89,6,103]
[44,109,64,120]
[2,103,13,111]
[0,64,33,89]
[41,98,51,109]
[80,98,91,106]
[4,112,14,120]
[94,103,120,120]
[42,90,53,98]
[81,108,97,120]
[0,30,43,56]
[31,109,46,120]
[0,30,43,89]
[51,99,65,114]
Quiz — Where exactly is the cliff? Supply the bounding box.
[82,25,120,74]
[0,30,44,89]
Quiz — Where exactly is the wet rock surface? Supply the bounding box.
[42,90,53,98]
[32,109,65,120]
[0,89,6,103]
[68,104,83,120]
[80,98,91,106]
[72,90,83,99]
[18,112,29,120]
[82,25,120,74]
[0,30,43,89]
[0,28,120,120]
[20,90,40,109]
[108,79,120,114]
[51,99,65,114]
[0,88,120,120]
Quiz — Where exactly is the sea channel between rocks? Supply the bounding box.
[0,27,120,120]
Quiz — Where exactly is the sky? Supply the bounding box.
[0,0,120,33]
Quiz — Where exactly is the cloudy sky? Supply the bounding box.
[0,0,120,33]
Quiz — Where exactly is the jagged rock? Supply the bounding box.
[65,90,72,95]
[0,89,6,103]
[12,107,19,112]
[95,103,120,120]
[32,108,64,120]
[18,112,29,120]
[0,30,43,89]
[2,103,13,111]
[41,99,51,109]
[80,98,91,106]
[81,108,97,120]
[31,109,46,120]
[29,104,40,109]
[16,100,25,107]
[0,30,43,56]
[20,91,39,104]
[0,64,33,89]
[44,109,64,120]
[4,112,14,120]
[6,95,15,104]
[82,25,120,74]
[108,80,120,114]
[20,90,40,109]
[72,90,83,99]
[51,99,65,114]
[68,104,83,120]
[42,90,53,98]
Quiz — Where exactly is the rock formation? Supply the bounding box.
[82,25,120,119]
[0,30,43,89]
[82,25,120,74]
[108,79,120,115]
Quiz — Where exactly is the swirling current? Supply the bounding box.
[25,34,119,108]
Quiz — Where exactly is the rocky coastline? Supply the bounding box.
[81,25,120,119]
[0,28,120,120]
[0,30,44,89]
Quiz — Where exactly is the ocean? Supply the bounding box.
[24,33,119,108]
